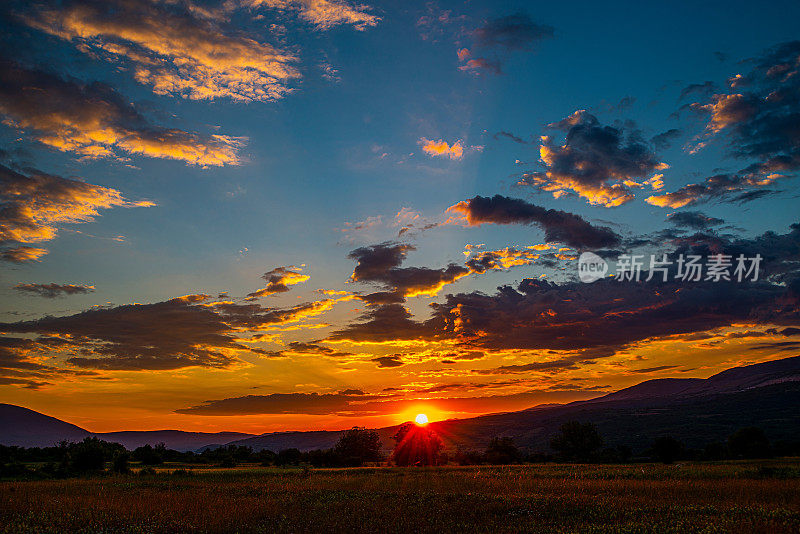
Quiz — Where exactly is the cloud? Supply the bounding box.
[457,57,502,75]
[518,110,668,207]
[330,223,800,356]
[372,354,404,368]
[493,131,529,144]
[241,0,379,30]
[0,246,48,263]
[457,12,552,75]
[446,195,621,249]
[0,164,153,257]
[472,12,553,51]
[645,173,778,208]
[666,211,725,229]
[650,128,682,150]
[328,303,441,344]
[0,336,100,389]
[261,341,352,358]
[14,283,95,298]
[0,59,243,165]
[175,390,391,415]
[0,293,341,372]
[348,243,471,299]
[246,266,309,299]
[21,0,300,102]
[418,138,480,160]
[175,387,603,416]
[659,41,800,206]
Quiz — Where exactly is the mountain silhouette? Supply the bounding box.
[2,356,798,452]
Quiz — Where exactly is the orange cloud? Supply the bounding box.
[23,0,300,102]
[0,163,153,256]
[0,246,49,263]
[243,0,379,30]
[0,59,243,165]
[419,138,465,160]
[246,266,310,299]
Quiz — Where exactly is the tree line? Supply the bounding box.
[1,421,796,479]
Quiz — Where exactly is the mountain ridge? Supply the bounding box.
[2,355,798,452]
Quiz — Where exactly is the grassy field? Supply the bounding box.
[2,461,799,533]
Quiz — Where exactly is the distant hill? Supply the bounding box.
[0,405,254,450]
[224,355,800,453]
[3,356,799,453]
[0,404,89,447]
[92,431,256,452]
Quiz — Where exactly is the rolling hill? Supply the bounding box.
[2,355,798,453]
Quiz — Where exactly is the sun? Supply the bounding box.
[414,413,429,425]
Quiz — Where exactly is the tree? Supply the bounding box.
[334,427,383,466]
[728,427,771,459]
[111,451,131,474]
[650,436,684,464]
[485,437,521,465]
[132,444,163,465]
[69,437,109,473]
[550,421,603,461]
[391,422,444,466]
[275,448,302,466]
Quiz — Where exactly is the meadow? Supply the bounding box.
[1,461,799,533]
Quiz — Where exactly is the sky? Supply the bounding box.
[0,0,799,434]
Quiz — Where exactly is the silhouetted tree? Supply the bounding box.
[728,427,772,459]
[650,436,684,464]
[334,427,383,466]
[69,437,109,473]
[485,437,521,465]
[275,448,302,466]
[391,422,443,466]
[111,451,130,474]
[550,421,603,461]
[132,444,163,465]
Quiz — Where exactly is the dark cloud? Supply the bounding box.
[472,12,554,51]
[372,354,404,368]
[14,283,95,298]
[175,390,389,416]
[0,246,48,263]
[667,211,725,229]
[650,128,682,150]
[262,341,352,359]
[330,224,800,359]
[0,294,338,371]
[679,81,716,100]
[628,365,680,374]
[493,131,529,144]
[647,173,779,208]
[655,41,800,207]
[0,58,242,164]
[447,195,621,249]
[246,266,309,299]
[518,111,667,207]
[328,303,441,344]
[348,243,470,299]
[0,164,152,258]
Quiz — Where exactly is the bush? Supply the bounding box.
[485,437,521,465]
[112,451,131,474]
[550,421,603,462]
[728,427,771,459]
[333,427,383,467]
[650,436,684,464]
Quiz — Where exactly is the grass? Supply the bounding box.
[1,460,799,533]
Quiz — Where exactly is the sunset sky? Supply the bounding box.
[1,0,799,434]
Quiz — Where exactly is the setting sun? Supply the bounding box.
[415,413,429,425]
